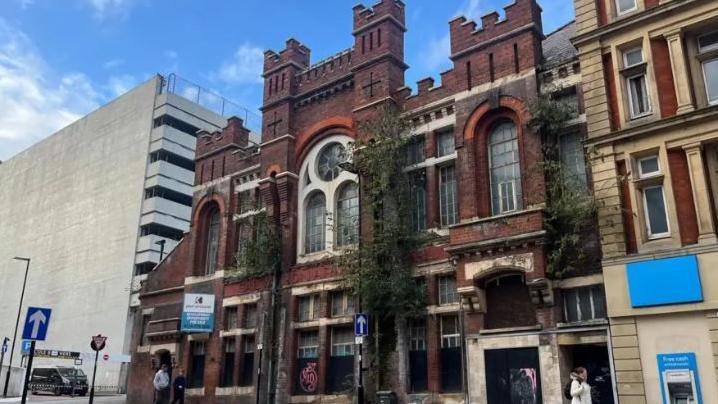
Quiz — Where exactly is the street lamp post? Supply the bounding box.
[3,257,31,398]
[339,159,364,404]
[155,239,166,262]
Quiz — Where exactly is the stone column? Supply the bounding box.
[683,143,717,243]
[664,29,695,114]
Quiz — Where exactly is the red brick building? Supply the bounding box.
[127,1,615,403]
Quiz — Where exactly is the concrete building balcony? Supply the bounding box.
[146,160,194,186]
[137,234,179,256]
[140,211,190,233]
[142,196,191,220]
[149,136,195,162]
[135,250,160,265]
[144,174,192,196]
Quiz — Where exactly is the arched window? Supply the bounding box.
[489,121,522,215]
[336,182,359,247]
[205,208,221,275]
[305,193,326,253]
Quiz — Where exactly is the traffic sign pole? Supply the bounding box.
[89,349,99,404]
[0,338,6,396]
[88,334,106,404]
[20,340,34,404]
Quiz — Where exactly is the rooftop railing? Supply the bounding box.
[160,73,261,133]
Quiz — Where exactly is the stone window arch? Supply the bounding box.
[297,134,358,260]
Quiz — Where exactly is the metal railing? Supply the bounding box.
[160,74,261,133]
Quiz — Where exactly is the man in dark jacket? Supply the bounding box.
[171,367,186,404]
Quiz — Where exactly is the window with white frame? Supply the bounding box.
[437,130,455,157]
[298,294,320,322]
[489,121,522,215]
[438,275,459,305]
[563,285,607,323]
[623,47,651,119]
[297,330,319,358]
[298,136,358,258]
[698,31,718,105]
[636,155,670,239]
[336,182,359,247]
[331,327,355,356]
[616,0,637,15]
[440,315,460,348]
[408,318,427,351]
[330,290,355,317]
[439,164,458,226]
[305,192,326,253]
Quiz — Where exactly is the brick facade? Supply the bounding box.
[128,1,600,403]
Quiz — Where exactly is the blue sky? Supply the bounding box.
[0,0,574,160]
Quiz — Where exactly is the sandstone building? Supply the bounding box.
[573,0,718,401]
[128,2,616,403]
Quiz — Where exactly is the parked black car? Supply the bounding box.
[30,366,88,396]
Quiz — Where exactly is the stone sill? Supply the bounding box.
[478,324,542,335]
[289,394,351,403]
[215,386,254,396]
[556,319,608,328]
[186,387,204,397]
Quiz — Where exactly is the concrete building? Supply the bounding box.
[127,2,616,403]
[0,74,254,390]
[573,0,718,402]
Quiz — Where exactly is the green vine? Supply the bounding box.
[226,211,281,280]
[336,105,426,387]
[529,93,600,279]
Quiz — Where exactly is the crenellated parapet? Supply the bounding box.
[449,0,543,58]
[352,0,405,32]
[294,48,355,99]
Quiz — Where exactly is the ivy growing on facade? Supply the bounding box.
[529,94,600,279]
[226,211,281,280]
[336,104,427,387]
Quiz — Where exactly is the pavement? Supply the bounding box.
[0,394,125,403]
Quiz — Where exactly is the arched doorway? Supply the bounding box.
[155,349,172,382]
[483,273,536,329]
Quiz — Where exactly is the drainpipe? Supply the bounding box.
[459,298,469,404]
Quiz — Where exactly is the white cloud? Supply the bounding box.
[213,43,264,85]
[85,0,133,20]
[105,74,138,97]
[456,0,482,21]
[420,0,483,72]
[0,19,103,160]
[163,50,178,59]
[103,58,124,69]
[423,34,451,71]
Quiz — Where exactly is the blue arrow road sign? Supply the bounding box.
[354,313,369,337]
[22,307,51,341]
[21,340,32,355]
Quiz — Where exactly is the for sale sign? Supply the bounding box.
[180,294,215,333]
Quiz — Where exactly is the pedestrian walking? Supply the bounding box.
[153,363,170,404]
[569,366,592,404]
[171,367,186,404]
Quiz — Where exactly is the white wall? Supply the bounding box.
[0,77,159,388]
